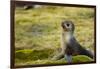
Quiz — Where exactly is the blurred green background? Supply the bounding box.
[15,5,94,66]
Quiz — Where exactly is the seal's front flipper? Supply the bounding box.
[65,55,72,63]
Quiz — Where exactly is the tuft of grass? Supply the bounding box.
[15,49,55,61]
[72,55,93,63]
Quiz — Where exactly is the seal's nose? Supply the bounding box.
[66,23,70,27]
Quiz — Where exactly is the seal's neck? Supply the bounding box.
[63,31,74,41]
[63,31,74,36]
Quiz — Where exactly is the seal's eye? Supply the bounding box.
[66,23,70,26]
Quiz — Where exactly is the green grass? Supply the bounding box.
[15,6,95,66]
[15,49,93,66]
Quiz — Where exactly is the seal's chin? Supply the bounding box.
[62,27,68,31]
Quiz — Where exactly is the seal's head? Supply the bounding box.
[61,20,75,33]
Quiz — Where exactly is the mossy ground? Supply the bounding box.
[15,5,95,66]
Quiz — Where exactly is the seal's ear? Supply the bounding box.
[61,21,65,28]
